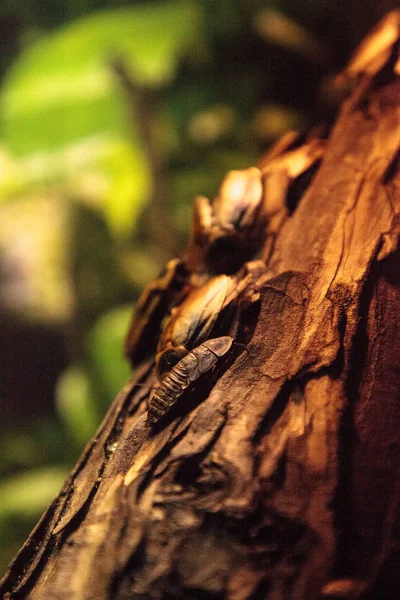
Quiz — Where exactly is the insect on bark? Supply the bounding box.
[124,258,190,366]
[187,167,266,273]
[156,274,233,378]
[155,272,252,379]
[147,336,233,425]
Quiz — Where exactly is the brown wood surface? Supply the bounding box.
[2,13,400,600]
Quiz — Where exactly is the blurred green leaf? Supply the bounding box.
[122,249,162,291]
[99,139,151,237]
[0,137,151,237]
[0,1,203,237]
[1,1,203,155]
[0,467,67,520]
[55,365,99,446]
[0,421,72,477]
[88,305,132,400]
[0,432,43,474]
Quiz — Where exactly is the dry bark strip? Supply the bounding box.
[2,12,400,600]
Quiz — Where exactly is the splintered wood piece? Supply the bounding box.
[2,12,400,600]
[344,10,400,77]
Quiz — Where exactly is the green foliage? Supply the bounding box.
[55,366,99,447]
[87,305,132,403]
[0,432,46,476]
[0,467,67,521]
[0,0,202,237]
[0,466,68,573]
[2,1,203,154]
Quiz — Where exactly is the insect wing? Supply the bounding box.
[124,258,189,365]
[159,274,233,353]
[189,335,233,381]
[202,335,233,357]
[188,275,233,345]
[214,167,263,230]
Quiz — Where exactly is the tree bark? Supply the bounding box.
[2,12,400,600]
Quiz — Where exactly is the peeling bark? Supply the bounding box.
[2,13,400,600]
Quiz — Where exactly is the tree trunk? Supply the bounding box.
[2,13,400,600]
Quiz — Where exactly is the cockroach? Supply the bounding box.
[187,167,267,273]
[147,336,233,425]
[124,258,190,366]
[124,166,270,366]
[155,273,251,379]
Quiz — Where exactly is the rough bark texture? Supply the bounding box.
[2,13,400,600]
